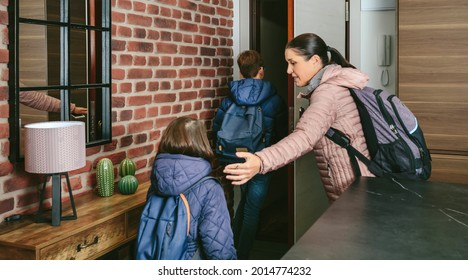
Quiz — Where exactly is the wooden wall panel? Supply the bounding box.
[430,154,468,184]
[399,0,468,26]
[399,0,468,183]
[426,135,468,154]
[398,84,468,103]
[408,102,468,153]
[408,102,467,134]
[399,28,468,56]
[399,56,468,78]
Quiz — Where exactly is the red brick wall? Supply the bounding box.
[0,0,234,222]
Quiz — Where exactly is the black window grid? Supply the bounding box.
[8,0,112,162]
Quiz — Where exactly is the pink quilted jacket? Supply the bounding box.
[256,65,374,201]
[19,90,77,113]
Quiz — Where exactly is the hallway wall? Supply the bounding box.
[0,1,235,222]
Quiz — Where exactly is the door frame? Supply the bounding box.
[249,0,294,245]
[248,0,351,245]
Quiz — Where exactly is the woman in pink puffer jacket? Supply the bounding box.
[223,33,374,202]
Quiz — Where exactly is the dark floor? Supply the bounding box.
[100,239,290,260]
[249,240,290,260]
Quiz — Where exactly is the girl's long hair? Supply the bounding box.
[158,116,215,162]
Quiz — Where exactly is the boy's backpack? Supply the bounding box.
[326,87,431,180]
[135,176,218,260]
[215,102,266,164]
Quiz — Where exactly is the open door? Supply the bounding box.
[248,0,349,247]
[250,0,290,245]
[290,0,348,242]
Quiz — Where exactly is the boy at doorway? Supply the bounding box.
[213,50,287,259]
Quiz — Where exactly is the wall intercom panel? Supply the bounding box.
[377,34,391,66]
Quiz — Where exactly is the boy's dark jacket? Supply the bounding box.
[149,153,237,260]
[213,78,288,150]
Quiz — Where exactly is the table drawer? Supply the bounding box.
[40,215,126,260]
[127,205,144,238]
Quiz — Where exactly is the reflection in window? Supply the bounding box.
[9,0,111,161]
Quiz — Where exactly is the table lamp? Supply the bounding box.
[24,121,86,226]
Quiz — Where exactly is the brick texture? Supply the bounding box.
[0,1,233,221]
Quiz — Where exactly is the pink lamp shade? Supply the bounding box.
[24,121,86,174]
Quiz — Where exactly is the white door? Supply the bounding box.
[293,0,347,242]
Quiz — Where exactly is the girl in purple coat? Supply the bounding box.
[149,116,236,259]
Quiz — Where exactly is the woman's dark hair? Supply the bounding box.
[158,116,215,162]
[285,33,355,68]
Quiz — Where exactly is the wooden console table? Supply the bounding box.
[0,181,150,260]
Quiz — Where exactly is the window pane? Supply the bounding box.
[89,30,103,84]
[88,0,103,28]
[87,87,104,142]
[19,0,56,21]
[19,89,61,157]
[45,25,62,86]
[19,89,61,125]
[18,23,48,86]
[70,28,88,84]
[71,88,89,117]
[71,88,89,137]
[10,0,112,162]
[46,0,61,22]
[70,0,87,25]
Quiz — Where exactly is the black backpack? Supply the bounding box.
[326,87,431,180]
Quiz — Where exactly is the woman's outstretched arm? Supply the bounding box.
[223,152,262,185]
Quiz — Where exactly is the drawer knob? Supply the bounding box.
[76,236,99,252]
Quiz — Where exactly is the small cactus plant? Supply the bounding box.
[96,158,114,197]
[118,175,139,195]
[119,158,136,177]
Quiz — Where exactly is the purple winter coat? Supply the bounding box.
[149,153,236,260]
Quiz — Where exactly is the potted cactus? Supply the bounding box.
[96,158,114,197]
[118,175,139,195]
[119,157,136,177]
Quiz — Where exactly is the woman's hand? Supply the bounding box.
[223,152,262,185]
[73,106,88,114]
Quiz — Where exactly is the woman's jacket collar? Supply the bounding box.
[297,64,334,99]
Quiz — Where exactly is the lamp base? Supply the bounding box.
[36,172,77,226]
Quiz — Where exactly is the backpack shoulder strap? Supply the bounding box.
[179,193,191,235]
[348,88,380,159]
[180,176,220,235]
[225,100,240,113]
[326,128,363,177]
[326,127,384,177]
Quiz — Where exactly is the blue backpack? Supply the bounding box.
[215,102,265,164]
[326,87,431,180]
[135,176,217,260]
